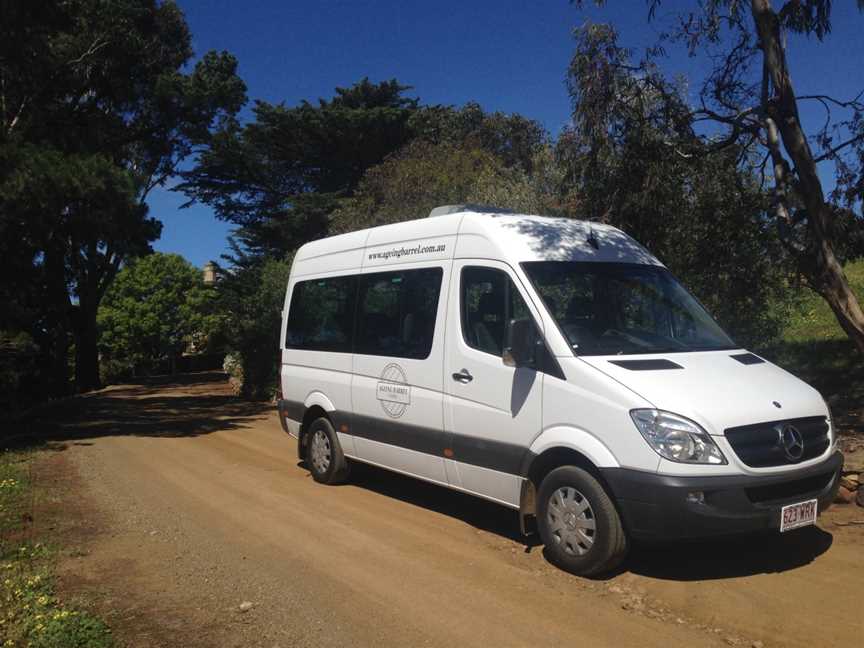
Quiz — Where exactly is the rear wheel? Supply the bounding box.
[537,465,627,576]
[305,417,350,485]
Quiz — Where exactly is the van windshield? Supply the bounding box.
[522,261,737,356]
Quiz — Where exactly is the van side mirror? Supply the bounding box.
[503,318,538,368]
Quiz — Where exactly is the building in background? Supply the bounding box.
[203,261,217,286]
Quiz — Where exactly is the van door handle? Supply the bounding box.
[452,369,473,383]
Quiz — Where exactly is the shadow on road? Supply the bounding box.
[622,526,834,581]
[335,460,541,547]
[3,371,271,445]
[333,461,835,579]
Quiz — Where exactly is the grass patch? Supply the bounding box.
[781,260,864,343]
[0,450,113,648]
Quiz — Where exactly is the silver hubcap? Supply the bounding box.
[309,429,331,474]
[547,486,597,556]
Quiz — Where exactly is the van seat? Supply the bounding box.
[470,292,504,355]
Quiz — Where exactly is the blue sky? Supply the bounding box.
[151,0,864,267]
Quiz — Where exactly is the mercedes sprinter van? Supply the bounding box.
[277,205,842,575]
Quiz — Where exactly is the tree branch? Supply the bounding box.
[797,91,864,110]
[814,133,864,163]
[5,96,29,136]
[66,38,109,67]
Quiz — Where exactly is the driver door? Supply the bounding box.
[443,261,544,507]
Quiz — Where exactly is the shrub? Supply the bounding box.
[215,257,291,400]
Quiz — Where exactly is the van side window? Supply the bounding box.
[356,267,443,359]
[285,276,356,352]
[461,267,531,356]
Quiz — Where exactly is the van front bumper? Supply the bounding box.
[600,451,843,541]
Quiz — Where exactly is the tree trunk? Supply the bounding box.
[808,238,864,352]
[69,240,123,392]
[751,0,864,353]
[45,319,70,398]
[44,246,71,398]
[73,300,101,392]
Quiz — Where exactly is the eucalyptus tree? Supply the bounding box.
[571,0,864,351]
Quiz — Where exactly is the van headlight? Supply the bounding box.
[823,398,838,451]
[630,409,727,464]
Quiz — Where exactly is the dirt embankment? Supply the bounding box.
[23,373,864,647]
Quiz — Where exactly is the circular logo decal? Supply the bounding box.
[377,363,410,418]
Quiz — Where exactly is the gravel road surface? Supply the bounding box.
[36,373,863,647]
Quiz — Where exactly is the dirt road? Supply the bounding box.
[31,373,863,647]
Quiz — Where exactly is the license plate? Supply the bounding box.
[780,499,818,532]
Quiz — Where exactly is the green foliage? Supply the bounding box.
[665,185,789,347]
[0,456,27,531]
[214,256,292,399]
[0,143,158,396]
[331,141,507,230]
[0,0,245,397]
[0,332,41,419]
[0,452,113,648]
[408,102,548,172]
[181,81,549,256]
[1,566,114,648]
[97,253,220,381]
[332,139,569,232]
[181,78,419,254]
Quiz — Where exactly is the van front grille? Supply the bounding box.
[724,416,829,468]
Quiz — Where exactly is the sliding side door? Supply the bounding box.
[349,262,450,484]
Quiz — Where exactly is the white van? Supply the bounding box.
[277,205,842,575]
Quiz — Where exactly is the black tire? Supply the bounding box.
[536,465,628,576]
[305,416,350,485]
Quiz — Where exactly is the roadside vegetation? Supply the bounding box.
[0,450,113,648]
[0,0,246,410]
[780,261,864,345]
[97,253,222,383]
[762,260,864,434]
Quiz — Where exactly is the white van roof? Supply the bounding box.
[292,207,662,277]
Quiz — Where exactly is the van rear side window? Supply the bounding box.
[356,267,443,359]
[285,276,356,352]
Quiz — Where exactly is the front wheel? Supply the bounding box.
[305,417,350,485]
[537,466,628,576]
